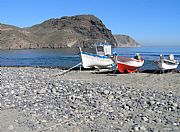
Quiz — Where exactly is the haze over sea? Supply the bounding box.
[1,46,180,70]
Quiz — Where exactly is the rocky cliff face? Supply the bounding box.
[0,15,140,50]
[113,34,140,47]
[27,15,117,48]
[0,23,36,49]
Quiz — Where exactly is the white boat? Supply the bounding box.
[79,42,114,69]
[154,54,179,70]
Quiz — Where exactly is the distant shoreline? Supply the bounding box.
[0,45,141,50]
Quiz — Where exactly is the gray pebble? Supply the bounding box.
[8,125,14,131]
[104,90,110,95]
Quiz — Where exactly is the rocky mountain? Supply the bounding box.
[113,34,140,47]
[0,15,140,50]
[0,23,36,49]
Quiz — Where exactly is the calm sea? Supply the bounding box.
[0,46,180,70]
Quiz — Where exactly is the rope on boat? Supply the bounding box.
[52,62,82,77]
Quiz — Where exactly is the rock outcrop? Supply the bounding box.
[0,23,37,49]
[0,15,140,50]
[113,34,140,47]
[27,15,117,48]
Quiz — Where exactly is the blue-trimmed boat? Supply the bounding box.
[79,42,114,69]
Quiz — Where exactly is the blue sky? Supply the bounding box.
[0,0,180,46]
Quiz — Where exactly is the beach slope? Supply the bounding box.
[0,67,179,131]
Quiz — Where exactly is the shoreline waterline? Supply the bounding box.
[0,65,180,73]
[1,46,180,70]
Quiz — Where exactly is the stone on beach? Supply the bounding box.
[0,67,179,132]
[8,125,14,131]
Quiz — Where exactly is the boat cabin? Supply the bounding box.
[169,54,174,61]
[95,42,112,56]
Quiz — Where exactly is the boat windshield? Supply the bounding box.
[97,46,104,52]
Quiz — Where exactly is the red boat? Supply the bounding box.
[116,56,144,73]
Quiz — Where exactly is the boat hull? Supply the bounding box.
[116,57,144,73]
[80,52,114,68]
[155,60,179,70]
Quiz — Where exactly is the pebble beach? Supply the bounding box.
[0,67,180,132]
